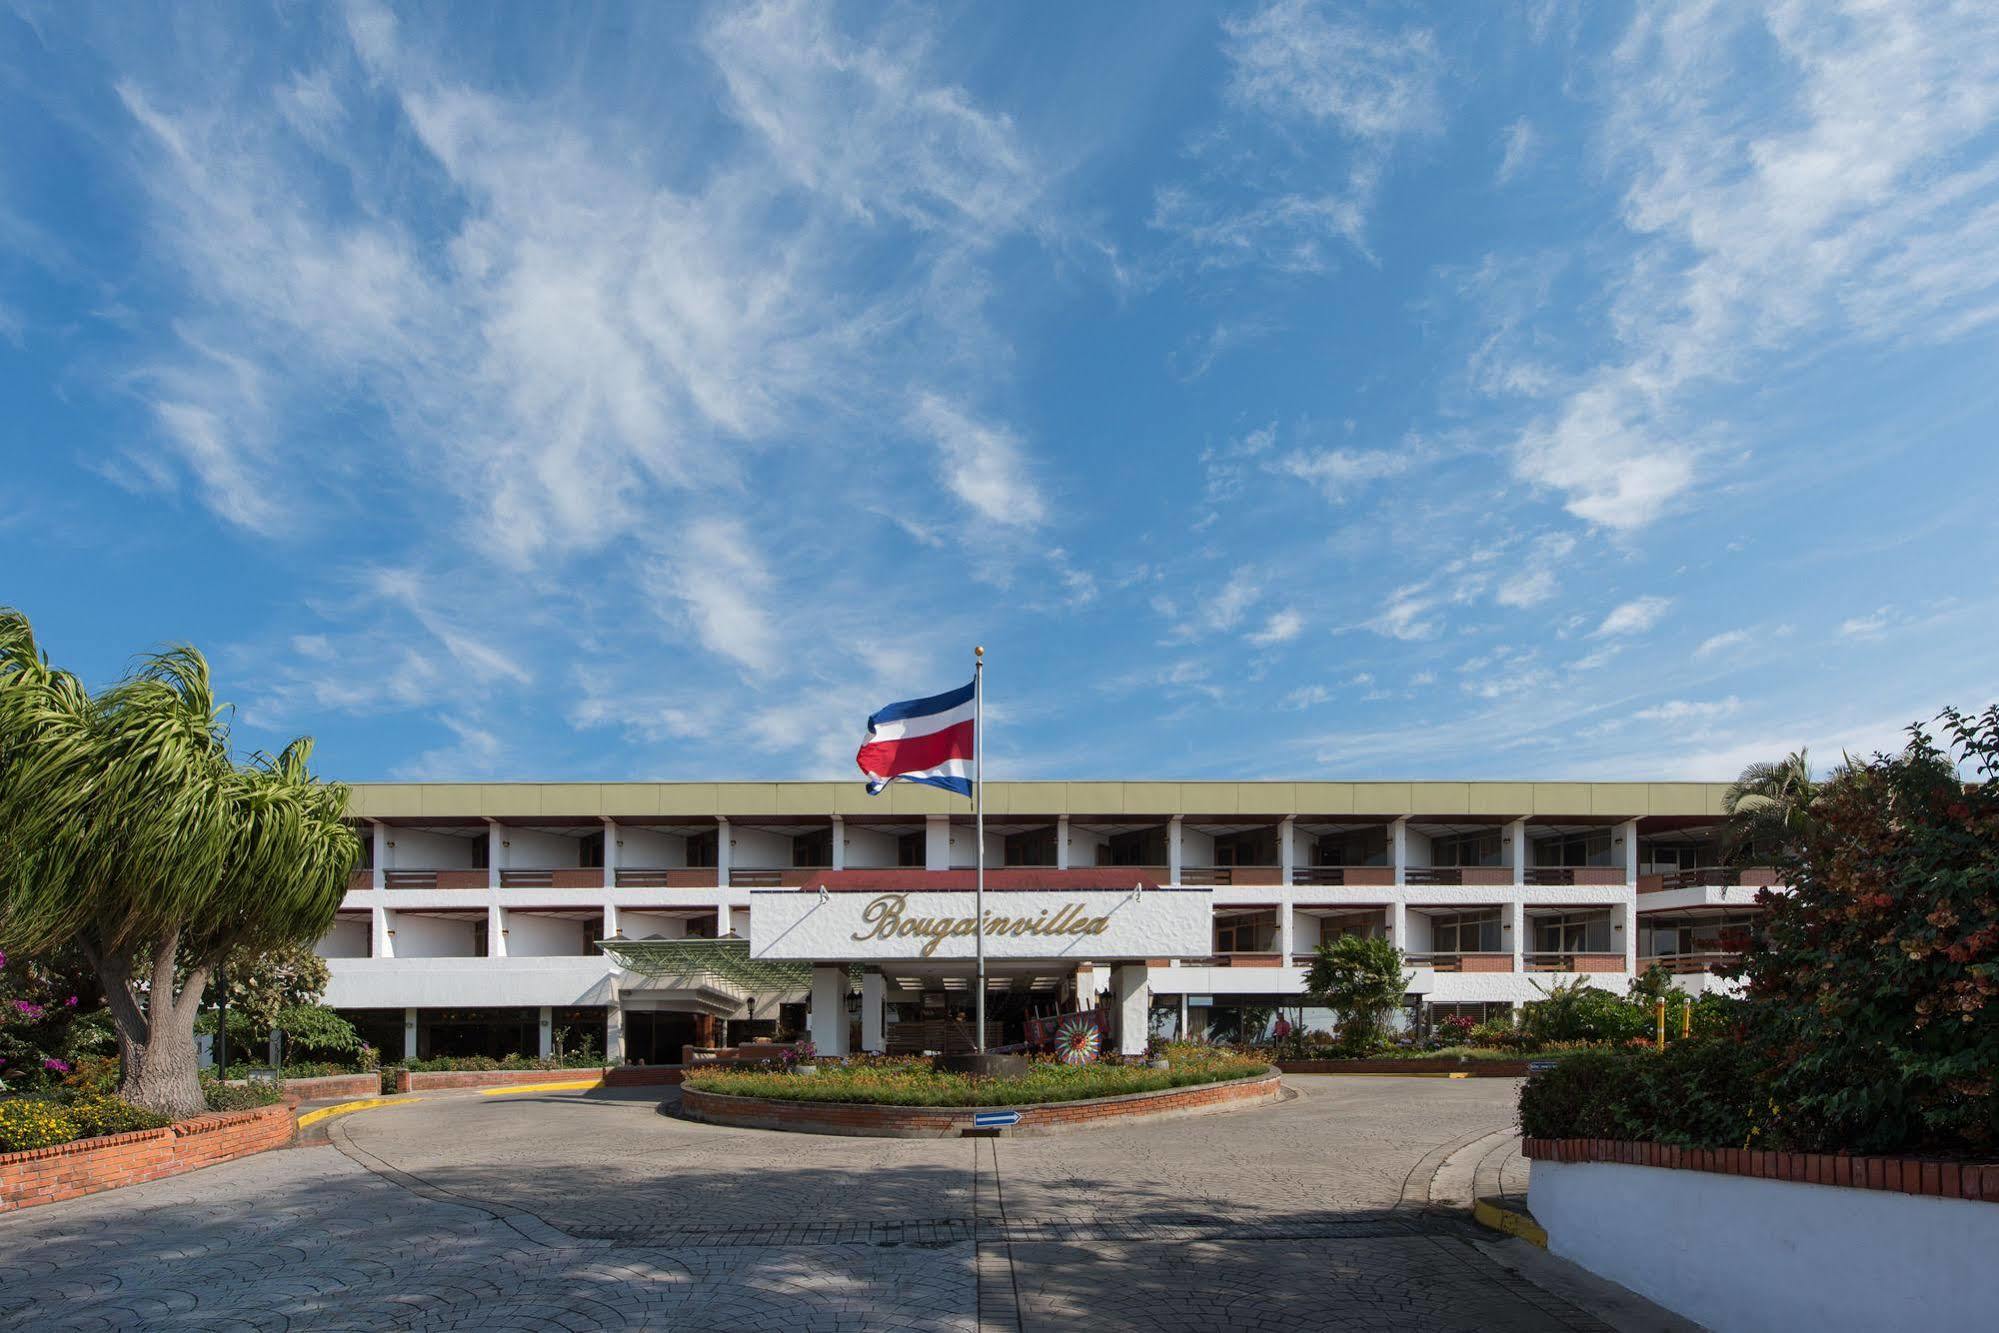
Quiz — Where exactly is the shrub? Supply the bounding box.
[1518,1041,1768,1146]
[0,1098,78,1152]
[1522,979,1652,1044]
[57,1094,170,1140]
[203,1080,283,1112]
[1305,936,1407,1048]
[684,1046,1270,1107]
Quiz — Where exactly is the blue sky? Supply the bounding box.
[4,1,1998,784]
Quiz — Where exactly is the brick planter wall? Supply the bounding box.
[393,1067,606,1093]
[239,1072,380,1107]
[0,1105,295,1215]
[603,1065,685,1088]
[1524,1136,1999,1204]
[680,1070,1283,1138]
[1277,1058,1532,1076]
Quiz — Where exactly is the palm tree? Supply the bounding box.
[1721,749,1822,864]
[0,610,357,1117]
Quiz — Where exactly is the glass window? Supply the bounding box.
[1432,910,1501,952]
[1215,911,1277,952]
[1534,912,1613,952]
[1430,831,1502,867]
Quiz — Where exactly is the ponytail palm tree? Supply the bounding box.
[0,609,357,1116]
[1721,749,1824,864]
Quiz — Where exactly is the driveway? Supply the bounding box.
[0,1076,1678,1330]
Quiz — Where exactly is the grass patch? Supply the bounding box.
[683,1045,1270,1107]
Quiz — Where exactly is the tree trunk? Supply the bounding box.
[83,927,211,1119]
[122,1011,206,1119]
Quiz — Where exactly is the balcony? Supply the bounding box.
[1290,866,1395,887]
[1524,867,1626,887]
[1404,867,1514,887]
[1525,951,1626,973]
[1180,866,1284,887]
[347,869,374,893]
[614,868,720,889]
[1407,952,1514,973]
[383,870,489,890]
[1637,867,1781,892]
[1638,952,1740,975]
[498,869,607,889]
[1187,952,1287,968]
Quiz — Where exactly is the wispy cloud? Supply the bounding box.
[907,393,1047,528]
[1496,117,1536,184]
[1593,595,1671,638]
[1248,608,1304,646]
[1840,606,1895,639]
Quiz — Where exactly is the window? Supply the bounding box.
[1105,828,1167,867]
[1214,911,1277,953]
[469,833,490,870]
[1213,829,1275,866]
[686,831,718,868]
[897,831,926,867]
[1533,831,1613,867]
[1639,839,1720,873]
[1431,910,1502,953]
[792,830,832,868]
[1534,912,1613,953]
[1004,828,1057,866]
[578,832,605,869]
[1429,831,1502,867]
[1313,829,1388,867]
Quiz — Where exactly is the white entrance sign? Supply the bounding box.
[748,889,1213,962]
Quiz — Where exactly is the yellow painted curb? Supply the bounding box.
[477,1077,604,1096]
[297,1095,422,1130]
[1303,1071,1477,1079]
[1473,1198,1548,1248]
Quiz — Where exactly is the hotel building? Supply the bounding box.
[319,781,1774,1061]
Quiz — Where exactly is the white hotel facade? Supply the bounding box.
[319,781,1774,1061]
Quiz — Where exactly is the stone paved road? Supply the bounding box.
[0,1076,1676,1331]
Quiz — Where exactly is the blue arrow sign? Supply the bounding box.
[1527,1060,1558,1074]
[972,1110,1021,1128]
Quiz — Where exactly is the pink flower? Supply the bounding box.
[43,1058,70,1073]
[66,995,78,1007]
[12,1001,43,1020]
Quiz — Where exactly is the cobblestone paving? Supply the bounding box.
[0,1077,1629,1331]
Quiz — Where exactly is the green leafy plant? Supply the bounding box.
[54,1093,171,1139]
[1304,935,1407,1050]
[0,1098,78,1151]
[1518,1042,1768,1146]
[201,1079,284,1112]
[1521,978,1651,1044]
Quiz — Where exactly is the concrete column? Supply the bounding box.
[488,904,506,957]
[1178,993,1189,1041]
[1510,900,1526,972]
[1278,896,1295,963]
[1114,964,1148,1056]
[861,970,886,1053]
[1389,901,1408,951]
[1391,817,1409,887]
[605,980,625,1064]
[602,902,619,941]
[487,817,504,890]
[717,903,732,938]
[372,905,395,959]
[1617,819,1639,885]
[1507,818,1527,887]
[537,1005,553,1059]
[1279,816,1295,886]
[1167,816,1183,885]
[602,816,620,887]
[808,965,850,1057]
[402,1008,418,1061]
[715,816,731,886]
[1620,901,1638,976]
[831,815,845,871]
[371,820,387,890]
[1056,815,1070,870]
[925,815,950,870]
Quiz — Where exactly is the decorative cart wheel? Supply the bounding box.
[1056,1015,1102,1064]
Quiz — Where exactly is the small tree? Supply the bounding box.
[1305,936,1406,1052]
[0,611,358,1117]
[1721,749,1827,863]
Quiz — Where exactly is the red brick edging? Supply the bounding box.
[1524,1136,1999,1205]
[393,1066,607,1092]
[603,1065,686,1087]
[245,1072,381,1107]
[1278,1058,1532,1077]
[681,1070,1283,1138]
[0,1104,296,1214]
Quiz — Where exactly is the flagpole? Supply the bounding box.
[973,644,985,1054]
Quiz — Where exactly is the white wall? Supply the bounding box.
[316,918,371,959]
[1531,1159,1999,1333]
[499,827,579,868]
[1404,829,1433,868]
[1402,911,1435,952]
[506,912,592,957]
[730,826,790,868]
[844,825,900,868]
[944,823,1003,868]
[616,827,687,867]
[1179,825,1215,867]
[1066,825,1108,867]
[617,909,698,941]
[390,912,479,958]
[385,829,477,868]
[1292,912,1322,952]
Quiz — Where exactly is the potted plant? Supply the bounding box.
[1145,1035,1170,1070]
[785,1039,819,1075]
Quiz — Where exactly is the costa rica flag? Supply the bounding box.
[856,679,975,797]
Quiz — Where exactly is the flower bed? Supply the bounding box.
[0,1103,294,1214]
[681,1046,1269,1108]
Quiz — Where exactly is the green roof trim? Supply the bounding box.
[600,937,855,992]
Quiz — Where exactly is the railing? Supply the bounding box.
[1403,867,1514,887]
[885,1020,1003,1055]
[1637,867,1782,892]
[1179,865,1285,886]
[347,869,374,893]
[614,868,721,888]
[1406,952,1513,973]
[1525,951,1626,973]
[1188,952,1285,967]
[1523,867,1626,887]
[498,869,608,889]
[1290,865,1395,887]
[1638,952,1740,975]
[383,869,489,890]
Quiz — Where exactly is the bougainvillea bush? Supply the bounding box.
[0,949,100,1095]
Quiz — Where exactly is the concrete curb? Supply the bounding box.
[1473,1196,1547,1247]
[476,1078,604,1097]
[295,1095,424,1132]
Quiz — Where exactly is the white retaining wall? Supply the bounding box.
[1530,1158,1999,1333]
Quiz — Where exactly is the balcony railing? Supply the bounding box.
[1638,952,1740,975]
[1406,952,1514,973]
[1188,952,1286,967]
[498,869,607,889]
[1523,867,1626,887]
[1404,867,1514,887]
[383,869,489,890]
[1180,866,1285,886]
[614,868,721,888]
[1525,951,1626,973]
[348,869,373,893]
[1637,867,1782,892]
[1290,866,1395,887]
